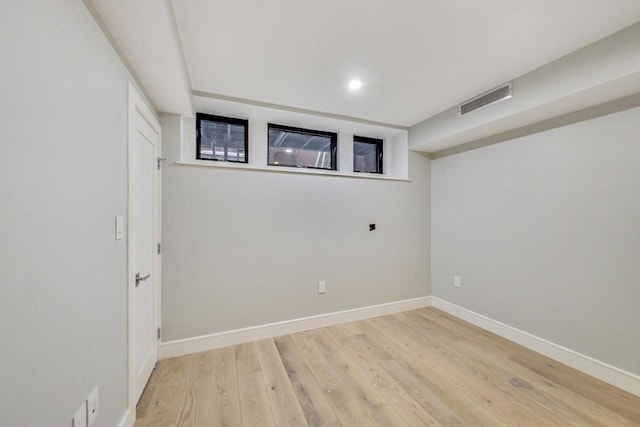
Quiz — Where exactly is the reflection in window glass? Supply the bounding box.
[268,124,337,170]
[354,136,383,174]
[197,113,248,163]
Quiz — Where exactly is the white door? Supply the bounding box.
[129,90,160,404]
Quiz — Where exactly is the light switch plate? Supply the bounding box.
[115,215,124,240]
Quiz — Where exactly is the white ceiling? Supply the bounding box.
[171,0,640,127]
[90,1,640,129]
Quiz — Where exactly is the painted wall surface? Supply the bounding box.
[161,120,430,341]
[429,107,640,374]
[0,2,145,425]
[410,23,640,152]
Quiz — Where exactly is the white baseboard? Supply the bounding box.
[159,296,431,360]
[117,407,134,427]
[159,294,639,396]
[430,297,640,397]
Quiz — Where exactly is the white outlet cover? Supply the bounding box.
[87,387,98,426]
[453,276,462,287]
[73,401,87,427]
[318,280,326,294]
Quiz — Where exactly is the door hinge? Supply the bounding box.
[157,328,161,340]
[157,157,167,170]
[157,243,162,255]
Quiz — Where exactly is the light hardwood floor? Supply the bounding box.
[135,308,640,426]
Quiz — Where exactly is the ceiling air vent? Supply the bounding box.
[459,82,512,115]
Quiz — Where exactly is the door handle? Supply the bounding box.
[135,273,151,287]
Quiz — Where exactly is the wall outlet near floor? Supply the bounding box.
[453,276,462,288]
[71,387,98,427]
[72,401,87,427]
[318,280,326,294]
[87,387,98,426]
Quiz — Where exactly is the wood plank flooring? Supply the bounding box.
[135,308,640,426]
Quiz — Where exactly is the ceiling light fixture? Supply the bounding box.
[348,79,362,90]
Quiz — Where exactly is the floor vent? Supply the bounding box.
[459,82,512,115]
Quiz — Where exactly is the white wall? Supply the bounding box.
[429,107,640,374]
[160,116,430,341]
[0,2,149,425]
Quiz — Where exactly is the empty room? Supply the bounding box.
[1,1,639,426]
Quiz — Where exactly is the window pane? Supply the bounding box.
[268,125,336,170]
[354,136,382,174]
[197,114,248,163]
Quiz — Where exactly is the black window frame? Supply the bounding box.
[353,135,384,174]
[267,123,338,171]
[196,112,249,164]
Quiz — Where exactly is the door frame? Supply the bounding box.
[126,83,161,423]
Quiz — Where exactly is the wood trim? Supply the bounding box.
[159,297,431,359]
[430,297,640,396]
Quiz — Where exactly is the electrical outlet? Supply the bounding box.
[72,401,87,427]
[87,387,98,426]
[318,280,326,294]
[453,276,462,288]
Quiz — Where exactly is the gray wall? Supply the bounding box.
[428,107,640,374]
[0,1,146,425]
[161,124,431,341]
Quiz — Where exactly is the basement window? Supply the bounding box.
[354,136,383,174]
[268,123,337,170]
[196,113,248,163]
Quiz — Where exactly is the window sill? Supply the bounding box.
[175,160,410,182]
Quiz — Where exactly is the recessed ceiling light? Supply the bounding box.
[348,79,362,90]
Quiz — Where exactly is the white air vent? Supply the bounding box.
[459,82,512,115]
